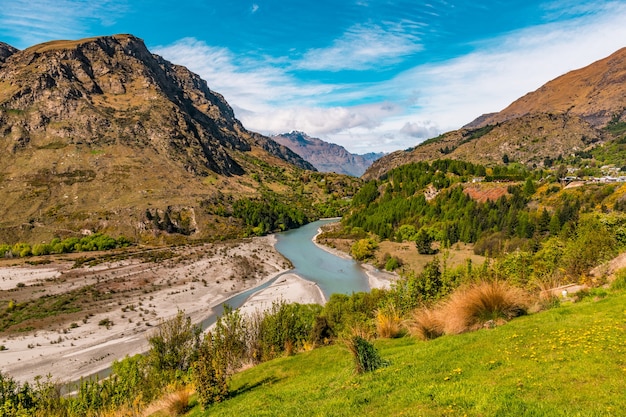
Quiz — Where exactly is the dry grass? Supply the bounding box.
[160,386,193,417]
[533,275,566,311]
[440,281,529,334]
[373,240,486,276]
[374,305,403,338]
[406,308,444,341]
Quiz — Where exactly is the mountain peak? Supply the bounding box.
[272,132,384,177]
[0,41,18,64]
[0,34,316,242]
[365,46,626,179]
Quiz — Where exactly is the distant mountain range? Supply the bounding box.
[272,131,384,177]
[365,47,626,179]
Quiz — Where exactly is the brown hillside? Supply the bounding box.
[0,35,327,244]
[474,47,626,128]
[365,47,626,179]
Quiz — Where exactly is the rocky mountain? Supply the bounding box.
[364,47,626,179]
[0,42,17,64]
[272,131,384,177]
[0,35,321,243]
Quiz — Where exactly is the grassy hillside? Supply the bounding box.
[184,291,626,416]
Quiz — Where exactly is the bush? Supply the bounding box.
[407,308,444,341]
[384,255,402,271]
[350,238,378,261]
[374,305,402,338]
[441,281,529,334]
[610,268,626,291]
[148,310,201,380]
[194,331,229,409]
[256,302,321,361]
[344,332,388,374]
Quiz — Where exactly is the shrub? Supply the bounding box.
[309,315,333,346]
[164,386,193,416]
[344,331,388,374]
[384,255,402,271]
[148,310,201,380]
[194,331,229,409]
[407,308,444,341]
[350,238,378,261]
[374,305,402,338]
[255,301,321,361]
[611,268,626,291]
[98,318,113,328]
[212,306,248,373]
[441,281,529,334]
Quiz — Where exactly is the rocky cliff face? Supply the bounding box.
[0,34,311,175]
[0,35,315,243]
[272,131,384,177]
[0,42,17,64]
[364,48,626,179]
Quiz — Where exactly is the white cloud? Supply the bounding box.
[0,0,126,48]
[154,38,330,111]
[400,121,440,139]
[242,102,402,137]
[251,4,259,14]
[154,1,626,154]
[154,38,401,143]
[297,23,423,71]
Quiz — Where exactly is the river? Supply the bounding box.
[201,218,370,328]
[274,218,370,298]
[75,219,370,386]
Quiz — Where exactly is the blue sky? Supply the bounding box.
[1,1,626,153]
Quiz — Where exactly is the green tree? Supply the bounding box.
[147,310,201,380]
[350,238,378,261]
[562,216,617,278]
[415,229,437,255]
[194,331,229,409]
[523,178,536,196]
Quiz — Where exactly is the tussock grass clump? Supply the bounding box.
[163,386,193,416]
[374,305,403,338]
[441,281,529,334]
[406,308,444,341]
[343,326,388,374]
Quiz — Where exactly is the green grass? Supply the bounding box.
[186,292,626,416]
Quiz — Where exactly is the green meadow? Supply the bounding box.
[184,292,626,417]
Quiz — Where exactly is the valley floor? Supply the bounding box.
[0,236,310,384]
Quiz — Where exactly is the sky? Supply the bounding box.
[1,1,626,154]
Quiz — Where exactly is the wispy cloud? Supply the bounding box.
[297,22,423,71]
[155,2,626,154]
[242,102,402,136]
[154,38,329,110]
[384,0,626,136]
[154,38,405,140]
[0,0,126,48]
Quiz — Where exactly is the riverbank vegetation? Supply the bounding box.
[3,159,626,416]
[3,256,625,416]
[0,234,132,259]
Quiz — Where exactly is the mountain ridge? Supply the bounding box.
[272,131,384,177]
[364,47,626,179]
[0,35,326,244]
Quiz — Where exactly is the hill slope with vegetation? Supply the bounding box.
[365,47,626,179]
[0,35,359,245]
